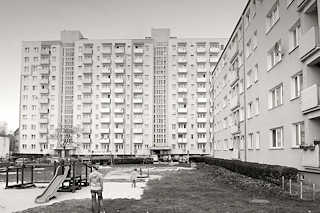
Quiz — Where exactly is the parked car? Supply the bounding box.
[15,158,33,166]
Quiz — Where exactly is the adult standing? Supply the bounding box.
[89,166,105,213]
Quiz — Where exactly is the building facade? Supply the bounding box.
[19,29,225,157]
[211,0,320,175]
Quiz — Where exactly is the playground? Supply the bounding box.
[0,162,192,213]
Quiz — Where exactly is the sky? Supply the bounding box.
[0,0,247,131]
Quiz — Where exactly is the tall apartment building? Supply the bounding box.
[19,29,225,157]
[211,0,320,177]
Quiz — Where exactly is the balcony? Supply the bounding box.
[133,118,143,123]
[209,57,218,63]
[177,87,187,93]
[133,128,143,134]
[133,68,143,74]
[114,128,124,133]
[114,98,124,103]
[134,57,143,64]
[82,138,91,143]
[115,57,125,64]
[101,47,112,54]
[197,117,207,123]
[230,124,240,134]
[83,108,92,113]
[39,128,48,134]
[102,58,111,64]
[114,117,124,123]
[230,96,240,110]
[198,138,207,143]
[40,88,49,94]
[100,137,110,143]
[300,26,320,64]
[101,87,111,93]
[133,88,143,93]
[101,98,111,104]
[40,108,49,114]
[177,57,187,63]
[177,117,187,123]
[101,117,110,123]
[197,98,207,103]
[101,107,111,113]
[197,107,207,113]
[40,58,50,64]
[197,68,206,73]
[301,146,320,168]
[83,58,93,64]
[114,108,124,114]
[82,88,92,94]
[197,77,206,83]
[83,78,92,84]
[197,128,207,133]
[40,79,49,84]
[133,137,143,143]
[301,84,320,113]
[82,118,92,124]
[114,78,124,84]
[133,108,143,114]
[196,47,206,53]
[178,68,187,73]
[83,48,93,55]
[197,87,206,93]
[133,78,143,84]
[178,128,187,133]
[101,77,111,84]
[229,70,239,86]
[177,97,187,103]
[134,48,144,54]
[196,57,207,63]
[177,108,187,113]
[114,68,124,74]
[209,47,220,53]
[178,138,187,143]
[39,69,49,75]
[178,77,187,83]
[177,47,187,53]
[115,47,125,54]
[133,98,143,104]
[114,138,124,143]
[39,118,48,124]
[82,128,91,134]
[40,48,50,55]
[114,87,124,93]
[39,98,49,104]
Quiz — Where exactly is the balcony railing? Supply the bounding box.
[114,68,124,74]
[197,98,207,103]
[114,98,124,103]
[100,117,111,123]
[114,88,124,93]
[134,48,144,54]
[114,128,124,133]
[114,117,124,123]
[102,58,111,64]
[300,26,320,62]
[177,108,187,113]
[177,87,187,93]
[178,138,187,143]
[133,108,143,114]
[230,96,240,110]
[301,84,320,113]
[178,128,187,133]
[177,47,187,53]
[133,88,143,93]
[114,57,124,64]
[197,78,206,83]
[197,128,206,133]
[230,124,240,134]
[178,68,187,73]
[209,47,220,53]
[196,57,207,63]
[197,117,207,123]
[133,118,143,123]
[133,128,143,134]
[134,58,143,63]
[177,117,187,123]
[133,98,143,103]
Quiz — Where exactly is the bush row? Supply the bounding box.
[91,157,153,165]
[190,156,299,185]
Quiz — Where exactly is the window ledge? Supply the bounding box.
[289,45,299,55]
[290,96,300,101]
[269,147,284,150]
[268,104,283,111]
[291,146,301,149]
[265,18,280,35]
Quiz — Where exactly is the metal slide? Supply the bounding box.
[35,165,70,204]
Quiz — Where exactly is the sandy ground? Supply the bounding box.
[0,166,191,213]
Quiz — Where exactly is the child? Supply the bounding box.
[130,168,139,188]
[89,166,105,213]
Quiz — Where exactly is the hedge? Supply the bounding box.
[90,157,153,165]
[190,156,299,185]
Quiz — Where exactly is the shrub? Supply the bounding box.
[190,156,298,185]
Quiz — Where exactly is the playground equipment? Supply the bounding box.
[5,165,36,189]
[34,161,92,203]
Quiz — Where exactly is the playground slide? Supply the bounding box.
[35,165,70,204]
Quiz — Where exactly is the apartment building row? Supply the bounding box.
[211,0,320,175]
[19,29,225,157]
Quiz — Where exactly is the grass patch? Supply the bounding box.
[17,164,320,213]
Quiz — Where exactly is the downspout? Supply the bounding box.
[242,16,247,162]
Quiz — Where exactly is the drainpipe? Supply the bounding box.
[242,16,248,162]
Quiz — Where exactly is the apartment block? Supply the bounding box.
[212,0,320,176]
[19,29,225,157]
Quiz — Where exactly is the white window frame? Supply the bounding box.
[267,41,282,70]
[292,122,305,147]
[266,1,280,33]
[248,133,254,149]
[289,21,301,52]
[269,84,283,109]
[255,131,260,149]
[291,72,303,99]
[270,127,283,148]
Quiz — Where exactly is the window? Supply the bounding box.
[271,127,283,148]
[293,122,305,147]
[253,64,258,83]
[291,72,303,99]
[248,133,254,149]
[269,84,283,108]
[247,102,254,118]
[266,1,280,33]
[289,21,301,51]
[239,107,244,122]
[247,70,252,88]
[255,132,260,149]
[25,47,29,53]
[267,41,282,69]
[255,98,260,115]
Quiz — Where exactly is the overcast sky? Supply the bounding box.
[0,0,247,131]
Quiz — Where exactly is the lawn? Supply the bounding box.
[17,163,320,213]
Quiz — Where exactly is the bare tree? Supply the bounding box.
[55,125,81,158]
